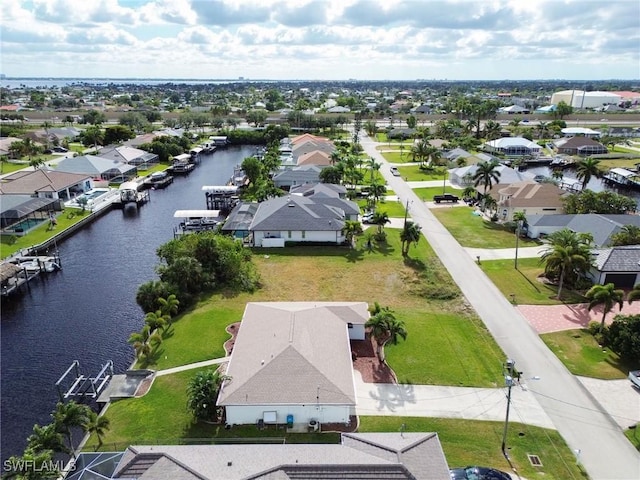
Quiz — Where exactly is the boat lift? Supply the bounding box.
[55,360,114,402]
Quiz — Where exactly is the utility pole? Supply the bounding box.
[501,358,515,459]
[514,220,522,270]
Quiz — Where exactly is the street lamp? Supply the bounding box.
[501,358,516,459]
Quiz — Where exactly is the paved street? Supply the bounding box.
[360,132,640,480]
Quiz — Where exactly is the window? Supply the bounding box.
[302,230,306,239]
[288,231,291,238]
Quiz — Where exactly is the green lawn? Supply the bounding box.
[379,151,415,164]
[0,160,29,174]
[0,210,92,259]
[85,368,341,451]
[430,207,541,248]
[540,329,637,378]
[397,165,446,181]
[356,198,406,218]
[359,417,587,480]
[480,258,586,305]
[413,186,464,202]
[625,426,640,451]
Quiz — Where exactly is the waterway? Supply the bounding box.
[0,146,254,462]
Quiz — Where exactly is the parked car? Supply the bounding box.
[361,212,375,224]
[390,166,401,176]
[433,193,460,203]
[450,466,512,480]
[52,146,68,153]
[629,370,640,389]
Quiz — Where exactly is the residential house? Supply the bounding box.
[448,164,535,188]
[589,246,640,288]
[488,181,567,221]
[97,145,159,168]
[290,182,348,199]
[524,214,640,247]
[221,190,358,247]
[296,150,331,167]
[483,137,542,157]
[47,127,81,143]
[0,194,60,230]
[272,165,322,190]
[218,302,367,426]
[560,127,601,138]
[553,137,608,156]
[53,155,138,183]
[0,169,93,201]
[499,105,530,114]
[68,431,451,479]
[0,136,22,157]
[292,140,335,164]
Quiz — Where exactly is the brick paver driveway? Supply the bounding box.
[518,301,640,334]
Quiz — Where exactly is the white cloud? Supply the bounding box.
[1,0,638,79]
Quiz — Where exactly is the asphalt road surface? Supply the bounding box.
[360,131,640,480]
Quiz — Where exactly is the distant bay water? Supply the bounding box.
[0,78,275,89]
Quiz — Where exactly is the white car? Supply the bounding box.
[629,370,640,389]
[361,212,375,224]
[390,166,401,177]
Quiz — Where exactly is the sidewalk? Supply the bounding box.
[155,357,228,377]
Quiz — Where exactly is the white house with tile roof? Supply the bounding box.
[218,302,368,426]
[589,245,640,288]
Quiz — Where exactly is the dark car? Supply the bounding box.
[450,466,512,480]
[433,193,460,203]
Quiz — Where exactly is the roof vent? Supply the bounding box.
[227,461,232,467]
[261,359,265,365]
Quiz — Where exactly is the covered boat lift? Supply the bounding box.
[173,209,223,236]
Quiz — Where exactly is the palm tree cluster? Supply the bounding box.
[540,229,594,299]
[186,369,231,422]
[128,294,180,363]
[6,401,110,478]
[365,303,407,362]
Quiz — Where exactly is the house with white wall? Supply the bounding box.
[218,302,368,427]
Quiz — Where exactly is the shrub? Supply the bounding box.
[607,314,640,361]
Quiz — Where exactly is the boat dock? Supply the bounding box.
[55,360,114,402]
[602,168,640,191]
[1,254,62,297]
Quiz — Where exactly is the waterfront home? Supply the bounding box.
[218,302,366,427]
[483,137,542,157]
[524,213,640,247]
[70,432,450,479]
[448,164,535,187]
[0,169,93,201]
[272,165,322,190]
[553,136,608,156]
[296,150,331,167]
[0,194,60,231]
[487,181,567,222]
[53,155,138,183]
[97,145,159,168]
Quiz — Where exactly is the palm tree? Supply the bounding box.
[575,157,603,191]
[585,283,624,329]
[483,194,498,216]
[5,448,58,480]
[367,181,387,209]
[51,401,91,457]
[144,309,169,332]
[410,140,431,167]
[128,324,162,360]
[462,186,477,201]
[610,224,640,246]
[472,160,501,195]
[372,211,390,236]
[367,157,381,183]
[83,410,110,449]
[365,305,407,361]
[342,220,363,248]
[157,294,180,322]
[26,423,70,455]
[627,284,640,304]
[540,229,593,299]
[483,120,502,141]
[400,221,422,257]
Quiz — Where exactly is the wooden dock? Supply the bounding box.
[1,255,62,297]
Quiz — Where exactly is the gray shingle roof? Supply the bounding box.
[114,432,450,480]
[593,246,640,272]
[54,155,136,176]
[218,302,368,407]
[250,195,347,232]
[526,214,640,247]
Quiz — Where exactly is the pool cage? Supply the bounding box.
[0,196,61,233]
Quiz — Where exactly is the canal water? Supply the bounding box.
[0,146,254,462]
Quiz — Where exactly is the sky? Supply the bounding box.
[1,0,639,81]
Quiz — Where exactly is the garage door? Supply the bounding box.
[603,273,637,288]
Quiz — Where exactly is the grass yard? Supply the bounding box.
[625,427,640,451]
[397,164,446,181]
[413,186,465,202]
[359,417,587,480]
[0,160,29,174]
[0,210,91,259]
[540,329,634,379]
[85,368,341,451]
[379,151,414,164]
[430,207,540,249]
[356,198,407,218]
[132,229,505,387]
[480,258,586,305]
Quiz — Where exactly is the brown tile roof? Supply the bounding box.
[296,150,331,166]
[0,169,91,195]
[490,181,566,208]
